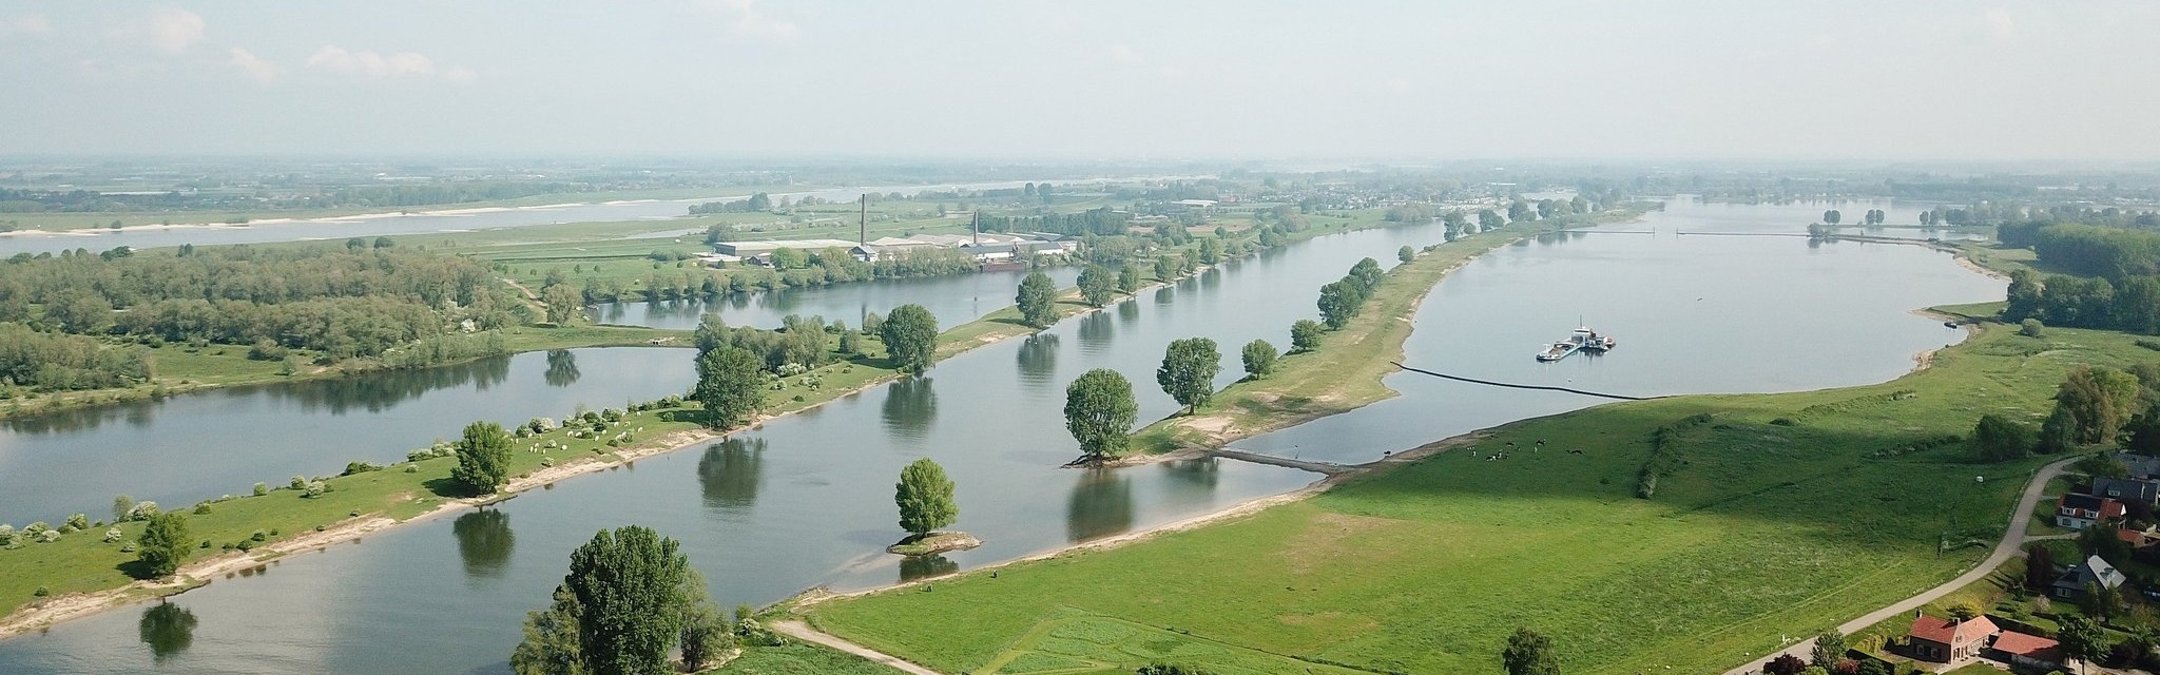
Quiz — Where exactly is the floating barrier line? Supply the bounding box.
[1390,363,1657,401]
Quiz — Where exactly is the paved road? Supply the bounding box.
[771,619,943,675]
[1718,457,2078,675]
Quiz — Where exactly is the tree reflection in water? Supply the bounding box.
[1065,468,1133,543]
[696,437,767,516]
[452,508,515,579]
[138,601,198,664]
[880,377,937,442]
[898,554,958,583]
[1016,334,1059,386]
[542,349,581,387]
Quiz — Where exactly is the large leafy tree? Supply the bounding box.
[135,512,191,579]
[1156,337,1221,414]
[1065,369,1138,460]
[880,304,940,374]
[1016,272,1058,328]
[1971,414,2035,462]
[1077,264,1117,307]
[565,526,692,675]
[2042,366,2142,450]
[541,283,583,324]
[1241,339,1279,379]
[1290,319,1323,353]
[452,421,515,495]
[694,346,765,428]
[2056,614,2109,675]
[1317,280,1362,329]
[1501,627,1560,675]
[894,457,958,537]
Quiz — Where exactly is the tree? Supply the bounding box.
[695,346,765,428]
[1763,654,1808,675]
[1317,280,1361,329]
[135,512,190,578]
[542,283,583,324]
[1016,271,1059,328]
[558,526,692,675]
[1119,264,1142,294]
[1241,339,1279,379]
[1823,209,1842,225]
[511,586,585,675]
[1153,255,1177,282]
[1156,338,1221,414]
[1972,414,2036,462]
[2047,366,2143,448]
[1810,629,1845,668]
[1290,319,1323,353]
[1501,627,1560,675]
[895,458,958,537]
[2057,614,2108,675]
[1077,264,1117,307]
[2021,318,2046,337]
[451,421,514,495]
[1065,369,1138,460]
[2026,543,2059,594]
[113,494,136,523]
[1398,245,1416,264]
[881,304,939,374]
[2126,402,2160,456]
[676,573,732,672]
[1135,665,1215,675]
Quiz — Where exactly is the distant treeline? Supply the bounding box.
[0,182,588,214]
[2002,223,2160,334]
[0,245,522,360]
[975,207,1130,236]
[0,323,152,392]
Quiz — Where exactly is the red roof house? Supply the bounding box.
[1907,614,1997,663]
[1989,630,2062,671]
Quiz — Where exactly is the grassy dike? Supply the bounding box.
[797,283,2144,669]
[0,287,1113,636]
[1129,226,1523,455]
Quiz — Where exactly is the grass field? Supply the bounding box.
[803,322,2155,674]
[711,643,894,674]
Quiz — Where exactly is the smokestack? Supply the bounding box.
[971,211,980,247]
[859,194,868,246]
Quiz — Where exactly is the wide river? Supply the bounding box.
[0,177,1178,256]
[0,198,2004,674]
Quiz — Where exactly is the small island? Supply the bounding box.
[886,531,981,557]
[890,458,976,556]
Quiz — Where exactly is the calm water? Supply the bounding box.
[0,348,696,524]
[588,267,1083,330]
[0,178,1114,255]
[0,202,2005,674]
[1240,197,2005,463]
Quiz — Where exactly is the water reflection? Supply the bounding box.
[1076,312,1115,352]
[1016,335,1060,386]
[542,350,581,387]
[696,438,766,515]
[1153,287,1175,305]
[452,509,515,580]
[1162,458,1221,492]
[1116,300,1140,325]
[879,377,937,442]
[1065,468,1134,543]
[897,554,959,583]
[1,355,517,436]
[137,602,197,664]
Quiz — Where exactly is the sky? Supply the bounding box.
[1,1,2157,161]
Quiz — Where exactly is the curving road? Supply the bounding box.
[1719,456,2079,675]
[771,619,943,675]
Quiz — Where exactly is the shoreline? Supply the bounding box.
[0,256,1232,639]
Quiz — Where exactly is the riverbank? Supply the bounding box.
[0,324,692,423]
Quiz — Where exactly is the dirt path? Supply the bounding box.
[1718,456,2078,675]
[771,620,942,675]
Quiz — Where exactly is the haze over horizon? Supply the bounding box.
[3,1,2157,162]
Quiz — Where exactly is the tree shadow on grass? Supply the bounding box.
[115,558,161,581]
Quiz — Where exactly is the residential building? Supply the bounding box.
[1988,630,2062,671]
[1907,614,1997,663]
[2093,477,2160,507]
[2053,555,2128,599]
[2056,493,2126,529]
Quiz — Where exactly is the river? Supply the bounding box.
[0,348,696,524]
[0,177,1180,256]
[0,199,2006,674]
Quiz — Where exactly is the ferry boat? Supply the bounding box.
[1535,326,1617,362]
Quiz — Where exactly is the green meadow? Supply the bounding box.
[803,322,2152,674]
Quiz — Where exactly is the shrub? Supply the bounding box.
[192,503,212,515]
[0,524,13,546]
[64,514,89,531]
[342,461,382,476]
[302,481,327,498]
[33,586,48,597]
[126,502,160,521]
[290,476,308,490]
[253,482,269,497]
[235,540,254,552]
[404,465,418,473]
[38,530,60,543]
[23,522,50,535]
[120,543,137,553]
[2020,318,2045,337]
[1769,417,1796,426]
[247,339,290,361]
[250,530,267,542]
[104,527,124,543]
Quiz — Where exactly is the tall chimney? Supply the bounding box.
[971,211,980,247]
[858,194,868,246]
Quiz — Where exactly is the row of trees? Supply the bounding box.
[0,322,153,391]
[975,207,1130,236]
[2004,269,2160,335]
[1318,258,1386,329]
[688,304,941,430]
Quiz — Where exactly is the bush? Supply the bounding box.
[104,527,124,543]
[64,514,89,531]
[32,586,48,598]
[192,503,212,515]
[0,524,14,546]
[2020,318,2046,337]
[38,530,60,543]
[120,543,137,553]
[290,476,308,490]
[253,482,269,497]
[342,461,382,476]
[126,502,160,521]
[247,339,290,361]
[404,465,418,473]
[250,530,268,542]
[235,539,254,552]
[304,481,327,498]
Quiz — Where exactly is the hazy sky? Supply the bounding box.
[3,1,2156,161]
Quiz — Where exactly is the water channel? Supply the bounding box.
[0,199,2006,673]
